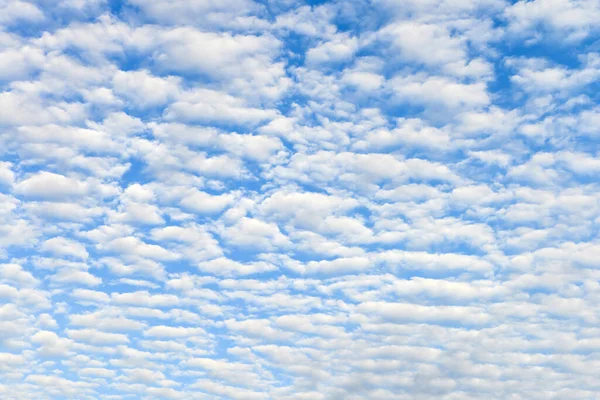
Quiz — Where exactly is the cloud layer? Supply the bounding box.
[1,0,600,399]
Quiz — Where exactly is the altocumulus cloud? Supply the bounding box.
[0,0,600,399]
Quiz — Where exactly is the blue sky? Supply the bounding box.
[1,0,600,399]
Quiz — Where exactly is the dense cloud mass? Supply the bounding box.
[1,0,600,399]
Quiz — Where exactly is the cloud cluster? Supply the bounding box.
[1,0,599,398]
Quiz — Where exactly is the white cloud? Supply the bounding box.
[0,90,86,127]
[508,54,600,95]
[389,74,490,112]
[110,201,165,225]
[41,237,89,260]
[219,217,291,250]
[50,269,101,287]
[112,69,181,109]
[356,301,491,325]
[198,257,277,276]
[66,328,130,345]
[0,0,44,24]
[0,264,38,286]
[98,236,179,261]
[148,27,279,76]
[288,256,372,275]
[71,289,110,303]
[164,89,279,126]
[143,326,206,338]
[217,133,284,162]
[179,190,235,214]
[381,22,466,67]
[505,0,600,41]
[0,162,15,187]
[15,172,89,200]
[24,201,105,222]
[31,331,72,357]
[70,311,146,331]
[341,70,384,91]
[79,367,115,378]
[0,45,45,81]
[128,0,264,28]
[305,34,358,66]
[111,291,180,307]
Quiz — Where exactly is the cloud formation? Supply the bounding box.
[0,0,599,398]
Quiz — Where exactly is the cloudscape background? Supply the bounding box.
[1,0,600,398]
